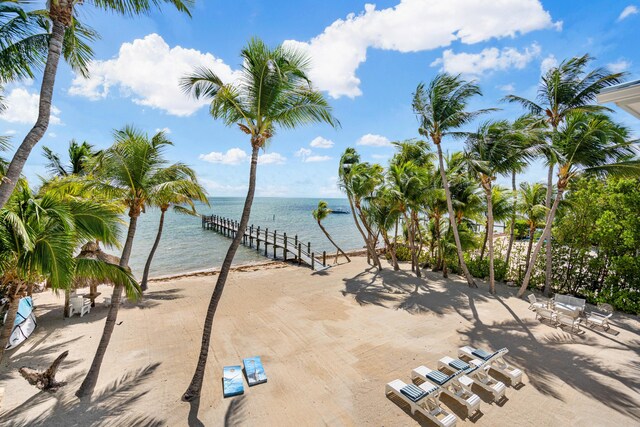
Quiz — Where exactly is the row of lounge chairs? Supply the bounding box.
[386,346,523,426]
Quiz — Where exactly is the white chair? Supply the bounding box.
[557,313,581,332]
[535,307,557,325]
[458,346,523,386]
[103,296,112,307]
[586,311,612,330]
[70,296,91,317]
[385,379,457,427]
[411,365,481,417]
[527,294,546,311]
[438,356,506,401]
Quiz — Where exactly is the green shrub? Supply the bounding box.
[465,255,508,282]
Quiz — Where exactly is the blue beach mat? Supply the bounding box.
[223,365,244,397]
[243,356,267,386]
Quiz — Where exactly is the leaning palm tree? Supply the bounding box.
[42,139,98,176]
[505,54,625,295]
[0,0,193,209]
[312,201,350,263]
[516,112,638,297]
[0,179,138,362]
[76,126,198,398]
[179,38,338,401]
[517,182,547,270]
[413,73,493,288]
[140,173,209,291]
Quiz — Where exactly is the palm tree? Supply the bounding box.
[179,38,338,401]
[505,54,625,295]
[76,126,197,398]
[0,0,193,209]
[140,176,209,291]
[42,140,98,176]
[516,112,638,297]
[412,73,493,288]
[0,179,138,362]
[464,120,537,293]
[517,182,547,270]
[312,201,350,263]
[367,188,401,270]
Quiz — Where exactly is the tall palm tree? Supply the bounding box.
[517,182,547,270]
[516,112,638,297]
[505,54,625,295]
[140,176,209,291]
[0,179,138,362]
[312,201,350,263]
[367,188,401,270]
[0,0,193,209]
[412,73,493,288]
[42,139,98,176]
[179,38,338,401]
[464,120,537,293]
[76,126,197,398]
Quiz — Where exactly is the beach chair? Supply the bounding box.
[458,346,523,386]
[535,307,557,325]
[527,294,546,311]
[69,296,91,317]
[557,313,582,332]
[438,356,506,401]
[385,379,457,427]
[586,311,612,330]
[411,365,481,416]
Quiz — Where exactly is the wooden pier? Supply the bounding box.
[201,215,330,271]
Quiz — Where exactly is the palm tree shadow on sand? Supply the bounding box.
[1,363,165,426]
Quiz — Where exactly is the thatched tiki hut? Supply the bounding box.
[65,242,130,317]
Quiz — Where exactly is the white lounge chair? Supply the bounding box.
[458,346,523,386]
[586,311,612,330]
[557,313,581,332]
[438,356,506,401]
[69,296,90,317]
[527,294,546,311]
[386,379,457,427]
[411,365,481,416]
[535,307,557,325]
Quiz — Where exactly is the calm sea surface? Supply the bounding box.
[114,197,364,279]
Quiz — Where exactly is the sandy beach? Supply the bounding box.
[1,256,639,426]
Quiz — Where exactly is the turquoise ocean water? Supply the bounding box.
[117,197,364,278]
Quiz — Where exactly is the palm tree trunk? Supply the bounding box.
[0,20,66,209]
[347,196,375,265]
[182,145,260,402]
[356,207,382,269]
[64,289,70,318]
[317,221,350,262]
[140,208,167,291]
[479,221,488,261]
[76,213,139,398]
[525,225,535,270]
[435,143,476,287]
[0,285,22,363]
[543,164,554,296]
[484,186,496,294]
[517,185,565,297]
[381,229,399,270]
[505,170,517,267]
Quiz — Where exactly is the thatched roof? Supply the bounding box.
[73,242,127,289]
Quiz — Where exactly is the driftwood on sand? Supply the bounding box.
[18,350,69,391]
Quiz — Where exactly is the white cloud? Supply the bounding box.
[4,129,16,135]
[618,5,638,21]
[155,127,171,134]
[431,44,541,77]
[201,179,247,194]
[304,155,332,163]
[283,0,558,98]
[0,87,61,125]
[199,148,248,165]
[357,133,391,147]
[69,34,240,116]
[540,54,558,74]
[497,83,515,92]
[259,152,286,165]
[48,132,57,138]
[295,147,312,158]
[309,136,334,148]
[607,60,631,73]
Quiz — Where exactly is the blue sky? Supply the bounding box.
[1,0,639,197]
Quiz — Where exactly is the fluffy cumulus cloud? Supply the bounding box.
[155,127,171,134]
[69,34,240,116]
[283,0,558,98]
[431,44,541,76]
[295,147,331,162]
[199,148,285,165]
[357,133,391,147]
[618,5,638,21]
[0,87,61,125]
[540,54,558,74]
[607,60,631,73]
[497,83,515,92]
[309,136,334,148]
[259,152,286,165]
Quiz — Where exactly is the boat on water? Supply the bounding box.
[330,208,350,214]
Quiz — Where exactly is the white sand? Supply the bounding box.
[1,256,639,426]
